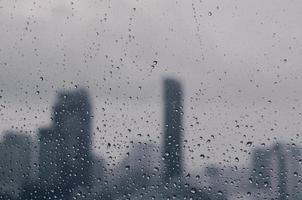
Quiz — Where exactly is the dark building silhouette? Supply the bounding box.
[159,78,214,200]
[38,89,93,196]
[0,132,32,198]
[250,148,271,188]
[248,143,301,199]
[272,143,288,200]
[163,78,183,181]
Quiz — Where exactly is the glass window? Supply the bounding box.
[0,1,301,199]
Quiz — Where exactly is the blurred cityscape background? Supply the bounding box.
[0,78,301,200]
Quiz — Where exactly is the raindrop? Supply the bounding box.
[246,141,253,147]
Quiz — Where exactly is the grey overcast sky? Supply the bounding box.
[1,0,302,173]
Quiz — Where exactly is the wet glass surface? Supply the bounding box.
[0,1,302,199]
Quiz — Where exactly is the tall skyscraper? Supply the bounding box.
[39,88,92,191]
[272,143,288,200]
[250,148,272,188]
[162,78,183,181]
[249,143,294,200]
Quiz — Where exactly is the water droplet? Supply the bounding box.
[246,141,253,147]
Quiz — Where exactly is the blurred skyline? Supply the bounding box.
[1,82,302,199]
